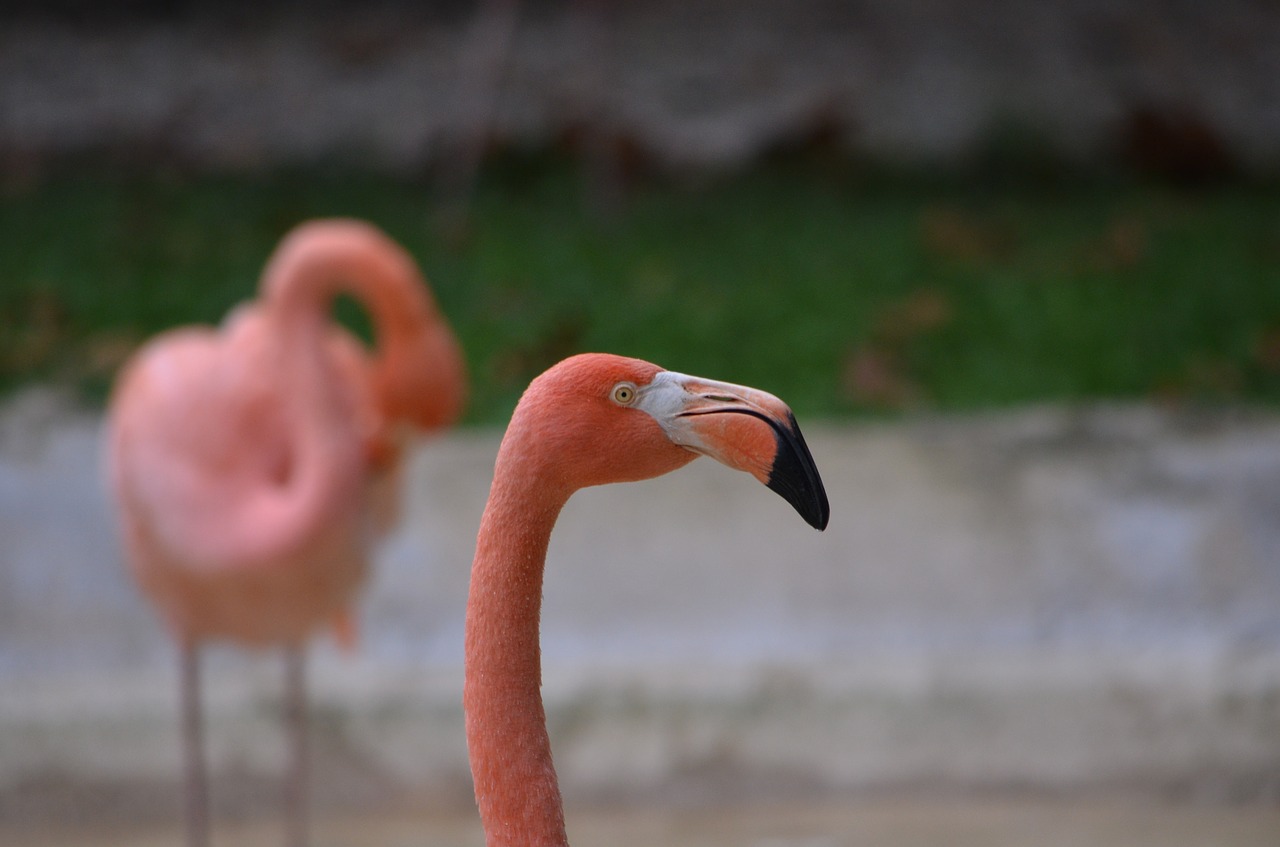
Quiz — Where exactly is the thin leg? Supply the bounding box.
[180,640,210,847]
[284,645,309,847]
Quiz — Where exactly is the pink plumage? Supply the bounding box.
[105,218,465,846]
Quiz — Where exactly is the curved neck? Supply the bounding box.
[238,291,360,566]
[464,429,574,847]
[264,221,434,337]
[264,220,463,431]
[210,223,411,568]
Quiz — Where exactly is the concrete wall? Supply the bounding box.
[1,386,1278,824]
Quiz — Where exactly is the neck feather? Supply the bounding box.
[464,428,573,847]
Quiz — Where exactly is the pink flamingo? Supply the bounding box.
[464,353,828,846]
[105,219,465,847]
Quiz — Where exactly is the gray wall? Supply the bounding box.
[2,387,1278,822]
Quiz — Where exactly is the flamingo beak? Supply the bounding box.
[635,371,830,530]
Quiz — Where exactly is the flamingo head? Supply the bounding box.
[510,353,829,530]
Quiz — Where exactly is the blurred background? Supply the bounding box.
[1,1,1279,844]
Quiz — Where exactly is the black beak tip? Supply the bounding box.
[765,415,830,531]
[808,493,831,531]
[795,485,831,531]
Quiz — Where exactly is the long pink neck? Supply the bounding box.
[265,220,464,433]
[228,229,384,565]
[464,426,574,847]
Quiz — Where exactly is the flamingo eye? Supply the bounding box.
[611,383,637,405]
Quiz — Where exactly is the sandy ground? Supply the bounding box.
[7,798,1280,847]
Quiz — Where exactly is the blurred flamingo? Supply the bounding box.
[464,353,827,846]
[105,219,466,847]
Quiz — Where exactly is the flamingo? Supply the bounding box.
[104,219,466,847]
[464,353,828,846]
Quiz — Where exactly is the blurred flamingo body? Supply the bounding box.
[106,219,465,847]
[464,354,828,846]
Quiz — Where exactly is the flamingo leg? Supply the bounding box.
[284,644,309,847]
[180,640,210,847]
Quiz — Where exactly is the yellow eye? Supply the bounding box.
[611,383,637,405]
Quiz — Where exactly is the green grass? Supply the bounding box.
[2,157,1279,425]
